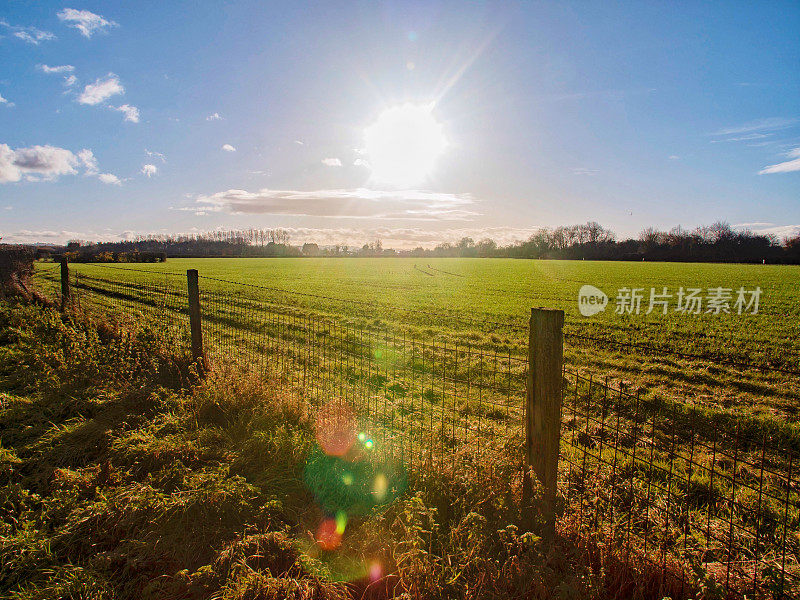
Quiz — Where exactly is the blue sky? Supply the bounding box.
[1,1,798,248]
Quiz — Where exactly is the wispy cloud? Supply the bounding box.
[571,168,598,176]
[78,74,124,105]
[145,149,166,162]
[141,164,158,177]
[0,93,13,107]
[710,133,774,143]
[191,188,479,220]
[269,225,540,249]
[0,229,127,244]
[113,104,140,123]
[0,225,543,249]
[57,8,118,38]
[0,19,55,44]
[759,148,800,175]
[37,64,78,88]
[77,149,98,175]
[734,222,800,239]
[206,112,222,121]
[38,64,75,74]
[221,144,236,152]
[321,157,342,167]
[98,173,122,185]
[712,117,798,137]
[0,143,99,183]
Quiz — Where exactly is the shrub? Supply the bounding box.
[0,245,35,299]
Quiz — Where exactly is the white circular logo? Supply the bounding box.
[578,285,608,316]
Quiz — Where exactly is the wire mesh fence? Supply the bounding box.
[28,263,800,599]
[199,280,528,483]
[31,263,190,344]
[561,370,800,598]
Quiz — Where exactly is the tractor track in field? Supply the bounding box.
[426,264,465,277]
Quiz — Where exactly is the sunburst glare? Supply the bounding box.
[363,102,447,188]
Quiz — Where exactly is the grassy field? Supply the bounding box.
[0,300,692,600]
[20,259,800,597]
[35,257,800,430]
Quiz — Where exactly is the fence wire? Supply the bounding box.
[199,284,528,481]
[561,370,799,599]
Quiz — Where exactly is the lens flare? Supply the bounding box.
[315,401,356,457]
[335,510,348,535]
[303,447,408,518]
[373,473,388,501]
[316,517,343,551]
[369,561,383,582]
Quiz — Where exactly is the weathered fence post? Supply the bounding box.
[60,257,70,311]
[186,269,206,370]
[525,307,565,533]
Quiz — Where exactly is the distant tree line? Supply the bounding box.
[58,242,167,264]
[29,221,800,264]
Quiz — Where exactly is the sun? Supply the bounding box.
[363,102,447,187]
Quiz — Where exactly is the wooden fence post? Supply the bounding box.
[186,269,206,370]
[60,257,70,311]
[526,307,565,533]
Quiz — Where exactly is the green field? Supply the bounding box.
[25,258,800,595]
[35,257,800,429]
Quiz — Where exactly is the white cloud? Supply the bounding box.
[57,8,118,38]
[572,168,599,175]
[759,147,800,175]
[190,225,539,250]
[141,164,158,177]
[113,104,140,123]
[38,64,74,74]
[0,20,55,44]
[321,157,342,167]
[77,149,98,175]
[0,224,543,249]
[713,117,798,137]
[206,112,222,121]
[734,222,800,239]
[221,144,236,152]
[668,155,680,160]
[0,229,125,245]
[192,188,478,220]
[145,149,166,162]
[113,222,531,249]
[39,64,79,88]
[78,74,124,105]
[98,173,121,185]
[0,143,89,183]
[353,158,370,168]
[0,93,13,107]
[710,133,772,143]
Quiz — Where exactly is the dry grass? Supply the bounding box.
[0,299,717,599]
